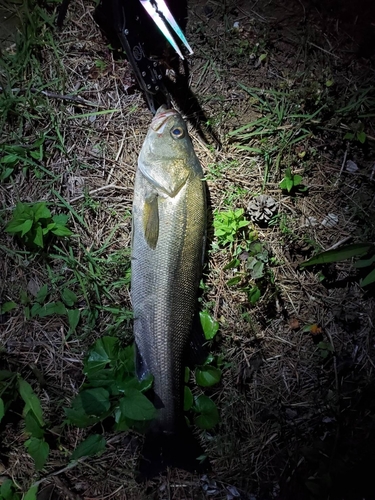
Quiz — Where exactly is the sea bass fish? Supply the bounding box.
[131,105,206,473]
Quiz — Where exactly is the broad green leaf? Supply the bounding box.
[79,388,110,416]
[67,309,80,331]
[1,479,17,500]
[184,366,190,383]
[33,225,44,248]
[250,260,264,279]
[1,153,19,164]
[300,243,374,267]
[199,311,219,340]
[18,378,44,427]
[35,284,48,304]
[36,301,66,317]
[0,398,4,422]
[7,219,33,236]
[195,366,222,387]
[0,370,14,381]
[354,255,375,268]
[61,288,78,306]
[193,395,220,430]
[24,485,38,500]
[0,167,14,180]
[53,214,69,225]
[51,225,72,237]
[0,301,17,314]
[248,286,261,304]
[25,437,49,470]
[223,258,240,270]
[361,268,375,287]
[25,411,44,439]
[184,386,193,411]
[33,203,51,221]
[293,174,302,186]
[85,337,118,375]
[64,407,100,428]
[119,389,156,421]
[30,303,42,318]
[357,131,366,143]
[227,276,242,286]
[71,434,106,461]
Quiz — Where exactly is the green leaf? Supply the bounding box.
[35,301,66,317]
[25,437,49,470]
[357,130,366,143]
[184,366,190,383]
[0,301,18,314]
[24,485,38,500]
[354,255,375,268]
[0,398,4,423]
[1,153,19,165]
[184,386,193,411]
[33,203,51,222]
[199,311,219,340]
[195,366,222,387]
[227,276,242,286]
[1,479,18,500]
[343,132,354,140]
[61,288,78,306]
[250,260,264,279]
[35,284,48,304]
[223,258,240,270]
[119,389,156,421]
[64,407,100,428]
[84,337,118,375]
[79,388,110,416]
[71,434,106,461]
[67,309,80,331]
[33,225,44,247]
[9,219,33,236]
[248,286,261,304]
[300,243,374,267]
[53,214,69,225]
[193,395,220,430]
[24,411,44,439]
[361,268,375,287]
[18,378,44,427]
[51,225,72,237]
[293,174,302,186]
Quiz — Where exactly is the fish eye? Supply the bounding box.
[170,127,184,139]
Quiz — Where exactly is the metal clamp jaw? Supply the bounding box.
[94,0,192,114]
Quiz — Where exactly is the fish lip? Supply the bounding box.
[151,106,178,133]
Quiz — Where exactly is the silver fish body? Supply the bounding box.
[131,106,206,434]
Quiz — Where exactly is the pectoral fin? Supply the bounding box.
[143,194,159,249]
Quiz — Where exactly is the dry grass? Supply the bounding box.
[1,0,375,498]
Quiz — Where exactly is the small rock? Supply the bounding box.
[345,160,358,173]
[321,213,338,227]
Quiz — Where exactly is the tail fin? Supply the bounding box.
[138,426,210,479]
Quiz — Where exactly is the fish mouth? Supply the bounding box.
[151,106,178,133]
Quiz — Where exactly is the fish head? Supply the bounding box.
[138,106,200,197]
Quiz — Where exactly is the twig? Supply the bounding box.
[324,236,352,251]
[307,41,340,59]
[70,183,131,203]
[0,86,101,108]
[338,149,348,178]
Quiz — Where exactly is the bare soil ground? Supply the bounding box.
[1,0,375,499]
